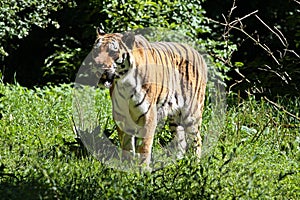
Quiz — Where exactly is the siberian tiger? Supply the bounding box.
[91,27,207,166]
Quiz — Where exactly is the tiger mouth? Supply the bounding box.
[96,70,115,88]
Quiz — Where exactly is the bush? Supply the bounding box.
[0,83,299,199]
[0,0,76,85]
[1,0,233,87]
[0,0,75,57]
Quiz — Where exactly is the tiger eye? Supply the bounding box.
[109,41,119,51]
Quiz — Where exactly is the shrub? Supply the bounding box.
[1,0,233,87]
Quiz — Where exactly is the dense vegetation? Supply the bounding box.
[0,84,299,199]
[0,0,299,199]
[1,0,299,97]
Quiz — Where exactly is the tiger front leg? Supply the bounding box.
[118,128,135,162]
[135,135,154,166]
[131,105,157,167]
[118,128,155,168]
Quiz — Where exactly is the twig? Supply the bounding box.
[208,16,281,65]
[293,0,300,5]
[229,10,259,26]
[222,10,259,39]
[207,0,300,94]
[258,65,289,84]
[228,0,237,21]
[285,49,300,59]
[263,96,300,121]
[251,118,271,143]
[255,15,288,47]
[233,68,247,80]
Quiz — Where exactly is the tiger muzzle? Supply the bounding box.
[95,67,115,88]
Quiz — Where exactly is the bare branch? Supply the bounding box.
[258,65,289,84]
[273,26,288,47]
[228,68,251,93]
[255,15,288,47]
[207,12,281,66]
[207,9,283,73]
[264,96,300,121]
[228,0,237,19]
[285,49,300,59]
[293,0,300,5]
[229,10,259,26]
[207,1,300,94]
[221,10,259,39]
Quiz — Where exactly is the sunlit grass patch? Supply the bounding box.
[0,83,299,199]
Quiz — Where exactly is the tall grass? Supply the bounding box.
[0,83,299,199]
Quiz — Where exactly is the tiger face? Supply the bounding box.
[92,28,135,88]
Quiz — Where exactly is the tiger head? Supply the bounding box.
[91,28,135,88]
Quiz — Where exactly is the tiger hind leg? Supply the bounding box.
[168,122,187,159]
[169,113,203,159]
[185,120,202,158]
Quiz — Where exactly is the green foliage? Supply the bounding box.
[97,0,208,33]
[0,0,75,56]
[0,0,77,86]
[0,83,299,199]
[1,0,299,97]
[1,0,234,88]
[42,36,83,84]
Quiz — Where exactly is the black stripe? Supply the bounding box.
[155,43,170,66]
[172,43,185,65]
[170,43,186,103]
[136,103,151,123]
[113,109,125,119]
[144,42,149,80]
[153,43,168,104]
[130,89,137,98]
[179,44,190,84]
[171,43,186,105]
[140,41,149,84]
[188,50,200,108]
[134,88,149,107]
[195,53,203,95]
[192,53,204,108]
[162,43,177,92]
[164,42,179,64]
[115,83,126,99]
[113,97,122,110]
[152,46,166,103]
[174,92,179,105]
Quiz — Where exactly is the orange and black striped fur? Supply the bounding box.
[92,28,207,166]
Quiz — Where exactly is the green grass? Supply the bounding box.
[0,83,299,199]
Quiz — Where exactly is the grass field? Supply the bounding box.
[0,83,299,199]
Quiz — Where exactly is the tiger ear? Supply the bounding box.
[97,27,105,36]
[122,32,135,49]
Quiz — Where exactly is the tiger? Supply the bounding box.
[91,27,207,167]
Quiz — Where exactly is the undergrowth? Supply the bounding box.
[0,83,299,199]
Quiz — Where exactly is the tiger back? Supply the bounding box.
[92,28,207,166]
